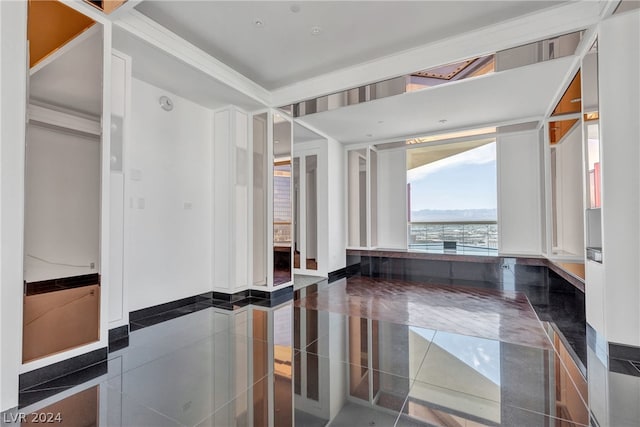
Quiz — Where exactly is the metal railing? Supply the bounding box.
[408,221,498,253]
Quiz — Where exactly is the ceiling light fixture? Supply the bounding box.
[311,26,322,36]
[438,119,447,124]
[254,19,264,27]
[366,133,373,138]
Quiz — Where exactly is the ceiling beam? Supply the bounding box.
[105,0,145,20]
[114,9,272,107]
[270,0,606,106]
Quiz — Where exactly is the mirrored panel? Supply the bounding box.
[273,114,292,285]
[348,149,367,247]
[23,1,103,362]
[253,113,268,286]
[305,155,318,270]
[293,157,300,269]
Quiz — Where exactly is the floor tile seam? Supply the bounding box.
[392,393,412,427]
[537,323,589,408]
[411,330,438,387]
[296,348,423,383]
[509,404,590,427]
[399,381,502,427]
[190,372,273,427]
[108,386,187,427]
[410,375,502,406]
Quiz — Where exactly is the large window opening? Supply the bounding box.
[407,139,498,255]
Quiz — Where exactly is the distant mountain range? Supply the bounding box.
[410,209,497,222]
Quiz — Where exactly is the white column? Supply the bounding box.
[212,107,249,294]
[0,0,27,411]
[590,10,640,348]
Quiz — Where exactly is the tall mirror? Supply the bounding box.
[273,113,292,285]
[23,0,103,362]
[305,155,318,270]
[583,41,602,263]
[253,113,268,286]
[293,158,300,269]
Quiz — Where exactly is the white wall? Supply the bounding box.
[126,79,212,311]
[24,125,100,282]
[328,138,346,272]
[497,129,543,255]
[596,10,640,347]
[553,125,585,256]
[0,0,27,411]
[377,149,408,249]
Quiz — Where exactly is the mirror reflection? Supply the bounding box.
[23,0,103,362]
[273,114,292,285]
[253,113,268,286]
[17,296,590,427]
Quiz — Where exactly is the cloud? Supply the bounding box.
[408,142,496,182]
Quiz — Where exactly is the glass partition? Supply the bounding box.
[273,114,292,285]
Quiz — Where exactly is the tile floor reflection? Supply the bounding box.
[4,277,636,426]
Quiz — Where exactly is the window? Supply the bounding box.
[407,140,497,255]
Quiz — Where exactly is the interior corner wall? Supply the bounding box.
[553,125,585,256]
[125,78,212,311]
[0,0,27,411]
[377,149,407,249]
[327,138,346,272]
[598,10,640,347]
[496,129,543,256]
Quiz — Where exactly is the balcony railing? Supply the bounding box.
[408,221,498,255]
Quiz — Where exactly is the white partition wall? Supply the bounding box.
[377,149,408,250]
[108,50,130,330]
[213,107,250,293]
[0,0,28,411]
[496,129,543,256]
[588,10,640,348]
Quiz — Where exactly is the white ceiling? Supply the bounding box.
[113,27,264,111]
[135,1,566,90]
[294,122,324,144]
[298,56,575,144]
[30,27,103,116]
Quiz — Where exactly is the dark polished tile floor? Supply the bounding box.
[3,277,637,426]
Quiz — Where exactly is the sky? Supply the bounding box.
[408,141,497,211]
